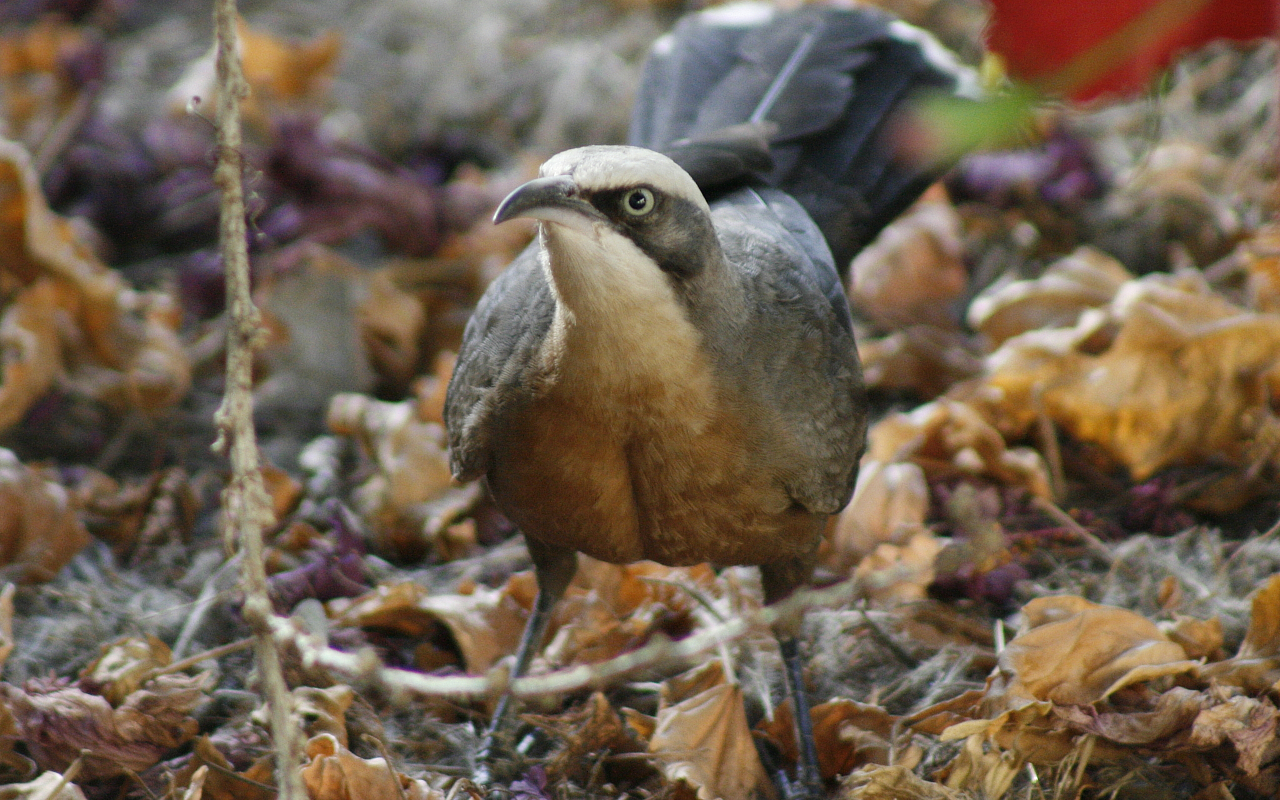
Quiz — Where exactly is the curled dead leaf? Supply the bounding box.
[0,770,88,800]
[968,246,1130,348]
[866,399,1051,499]
[4,671,211,780]
[326,393,459,560]
[983,270,1280,481]
[829,460,929,572]
[0,448,90,584]
[302,733,444,800]
[849,188,967,331]
[78,635,171,706]
[837,764,960,799]
[0,140,190,430]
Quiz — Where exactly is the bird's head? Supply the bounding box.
[493,146,720,283]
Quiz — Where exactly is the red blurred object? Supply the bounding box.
[987,0,1277,102]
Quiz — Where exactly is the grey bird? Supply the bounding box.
[444,3,975,795]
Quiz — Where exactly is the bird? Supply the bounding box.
[444,3,976,795]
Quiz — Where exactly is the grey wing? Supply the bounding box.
[443,243,555,482]
[712,188,867,513]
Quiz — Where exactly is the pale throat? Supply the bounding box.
[536,222,714,406]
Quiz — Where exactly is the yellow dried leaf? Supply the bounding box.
[838,764,960,799]
[866,398,1051,498]
[984,271,1280,480]
[829,460,929,571]
[78,635,171,706]
[327,393,456,560]
[854,530,943,607]
[329,581,526,674]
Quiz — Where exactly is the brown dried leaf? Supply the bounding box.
[1052,686,1204,745]
[968,247,1131,348]
[857,326,981,398]
[532,692,649,787]
[1183,693,1280,776]
[990,596,1194,709]
[837,764,960,800]
[0,770,88,800]
[4,672,210,780]
[168,18,341,122]
[829,461,928,572]
[0,449,90,584]
[648,661,775,800]
[0,583,11,670]
[359,268,427,391]
[301,733,444,800]
[327,393,456,560]
[294,685,355,747]
[78,635,171,705]
[329,581,526,674]
[849,188,967,331]
[0,140,190,426]
[758,698,896,781]
[853,530,943,608]
[1202,574,1280,693]
[174,737,274,800]
[866,398,1051,499]
[0,19,93,151]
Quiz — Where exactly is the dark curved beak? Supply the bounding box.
[493,175,600,233]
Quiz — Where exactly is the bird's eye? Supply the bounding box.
[622,188,655,217]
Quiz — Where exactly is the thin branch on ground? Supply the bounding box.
[209,0,304,797]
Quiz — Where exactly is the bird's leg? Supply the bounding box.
[761,556,823,800]
[474,536,577,785]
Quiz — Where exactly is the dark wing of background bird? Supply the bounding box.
[630,3,975,270]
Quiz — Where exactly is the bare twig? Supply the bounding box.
[270,581,852,701]
[209,1,304,798]
[1033,496,1114,565]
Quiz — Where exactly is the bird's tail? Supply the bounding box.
[629,2,978,272]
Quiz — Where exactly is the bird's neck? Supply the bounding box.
[535,225,714,404]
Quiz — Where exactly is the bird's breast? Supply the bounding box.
[487,306,820,567]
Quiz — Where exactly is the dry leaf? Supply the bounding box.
[0,18,97,151]
[648,660,775,800]
[78,635,171,706]
[837,764,960,799]
[327,393,457,560]
[0,771,88,800]
[0,583,11,670]
[358,267,427,391]
[857,326,981,398]
[849,188,967,330]
[0,139,190,430]
[301,733,444,800]
[173,737,274,800]
[329,581,526,674]
[1202,573,1280,693]
[991,595,1195,709]
[759,698,896,781]
[983,270,1280,481]
[0,448,90,584]
[531,692,650,787]
[829,461,929,572]
[853,530,943,608]
[294,685,355,746]
[4,671,211,780]
[865,399,1052,499]
[968,247,1131,348]
[168,17,341,122]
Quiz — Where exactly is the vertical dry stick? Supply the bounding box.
[209,1,305,798]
